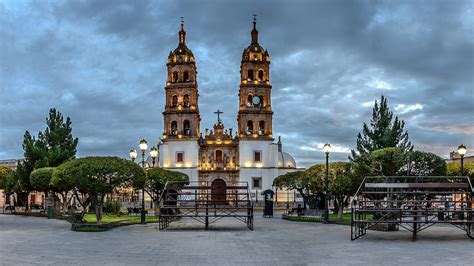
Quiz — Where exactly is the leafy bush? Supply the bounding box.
[103,200,121,214]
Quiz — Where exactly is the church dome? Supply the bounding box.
[168,20,195,64]
[278,151,296,168]
[241,17,270,62]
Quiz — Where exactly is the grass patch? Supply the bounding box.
[74,226,109,232]
[83,214,158,224]
[286,213,373,225]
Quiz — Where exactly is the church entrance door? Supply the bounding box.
[211,179,227,204]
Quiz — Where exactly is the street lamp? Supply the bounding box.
[323,143,331,224]
[150,147,158,167]
[134,139,148,224]
[458,144,467,176]
[129,149,137,162]
[130,139,162,225]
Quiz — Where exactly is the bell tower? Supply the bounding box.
[163,18,200,140]
[237,16,273,140]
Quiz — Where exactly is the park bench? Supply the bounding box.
[67,211,86,224]
[127,207,148,215]
[351,176,473,241]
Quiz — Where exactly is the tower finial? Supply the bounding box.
[253,14,257,30]
[179,17,186,44]
[251,14,258,44]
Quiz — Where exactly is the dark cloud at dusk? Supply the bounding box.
[1,0,473,167]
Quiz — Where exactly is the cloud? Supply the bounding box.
[0,0,473,168]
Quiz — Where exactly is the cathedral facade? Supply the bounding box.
[158,19,300,194]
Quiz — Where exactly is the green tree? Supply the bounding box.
[0,165,13,189]
[30,167,55,193]
[138,168,189,213]
[273,170,324,209]
[370,147,406,176]
[14,108,78,209]
[327,162,361,220]
[405,151,446,176]
[52,157,145,223]
[351,95,413,160]
[447,161,474,185]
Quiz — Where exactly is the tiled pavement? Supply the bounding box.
[0,213,472,265]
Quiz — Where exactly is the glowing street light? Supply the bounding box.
[323,143,331,224]
[458,144,467,176]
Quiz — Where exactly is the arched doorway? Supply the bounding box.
[211,179,227,204]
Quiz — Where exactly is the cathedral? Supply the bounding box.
[158,18,300,194]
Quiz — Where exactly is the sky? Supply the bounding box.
[0,0,473,167]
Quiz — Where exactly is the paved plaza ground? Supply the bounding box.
[0,213,472,265]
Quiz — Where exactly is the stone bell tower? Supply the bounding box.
[237,16,273,140]
[160,18,200,182]
[163,18,200,140]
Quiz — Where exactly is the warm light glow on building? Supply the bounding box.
[176,163,183,167]
[256,163,263,168]
[244,162,252,167]
[178,134,183,139]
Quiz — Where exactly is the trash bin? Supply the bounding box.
[262,189,274,218]
[47,206,53,219]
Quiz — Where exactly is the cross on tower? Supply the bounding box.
[214,109,223,124]
[253,14,257,22]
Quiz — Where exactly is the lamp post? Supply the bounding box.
[130,139,160,224]
[323,143,331,224]
[457,144,467,176]
[138,139,148,224]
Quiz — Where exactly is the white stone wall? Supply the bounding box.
[159,140,200,182]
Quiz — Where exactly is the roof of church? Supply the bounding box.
[168,19,195,61]
[242,17,270,62]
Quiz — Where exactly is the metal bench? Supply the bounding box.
[351,176,473,241]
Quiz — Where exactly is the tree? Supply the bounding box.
[327,162,361,220]
[30,167,55,193]
[447,162,474,185]
[138,168,189,213]
[370,147,406,176]
[351,95,413,160]
[13,108,78,209]
[405,151,446,176]
[52,157,145,223]
[273,170,324,209]
[0,165,13,189]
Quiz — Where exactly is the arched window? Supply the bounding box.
[259,95,264,107]
[183,120,191,135]
[247,94,253,106]
[258,70,264,81]
[183,71,189,81]
[246,120,254,135]
[172,72,178,82]
[170,121,178,135]
[183,94,190,107]
[172,95,178,107]
[215,150,223,162]
[247,69,254,81]
[259,121,265,135]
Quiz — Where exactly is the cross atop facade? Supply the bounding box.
[180,17,184,23]
[214,109,223,123]
[253,14,257,22]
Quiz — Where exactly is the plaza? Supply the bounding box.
[0,214,472,265]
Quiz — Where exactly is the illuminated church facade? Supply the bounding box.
[158,19,300,193]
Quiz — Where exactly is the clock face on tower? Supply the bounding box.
[252,95,261,106]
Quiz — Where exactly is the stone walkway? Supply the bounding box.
[0,214,472,265]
